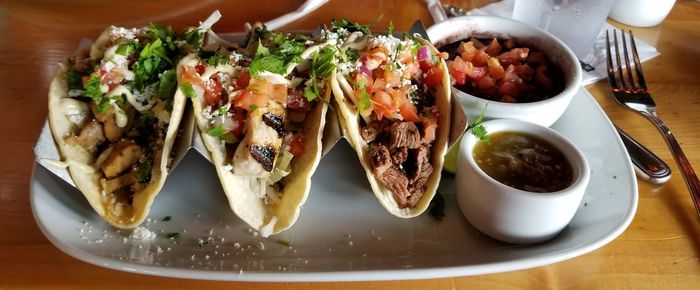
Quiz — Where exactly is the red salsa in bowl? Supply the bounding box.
[440,38,564,103]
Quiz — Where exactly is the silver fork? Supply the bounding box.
[606,29,700,217]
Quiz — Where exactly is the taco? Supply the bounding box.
[177,24,331,236]
[48,23,190,228]
[325,21,452,217]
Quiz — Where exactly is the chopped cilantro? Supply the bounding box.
[248,31,308,77]
[180,82,197,98]
[65,69,84,91]
[115,40,137,56]
[275,238,291,247]
[166,232,180,240]
[181,27,205,50]
[162,216,172,222]
[84,75,111,113]
[331,14,383,35]
[134,160,152,183]
[428,192,445,221]
[303,46,336,101]
[255,40,270,57]
[250,104,258,111]
[387,21,395,35]
[207,49,230,66]
[207,124,238,143]
[354,80,372,112]
[156,69,176,100]
[467,105,490,144]
[249,54,286,76]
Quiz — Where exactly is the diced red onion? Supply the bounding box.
[359,65,372,76]
[417,46,430,61]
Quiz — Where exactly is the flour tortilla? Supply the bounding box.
[47,27,186,228]
[330,37,452,218]
[181,52,328,237]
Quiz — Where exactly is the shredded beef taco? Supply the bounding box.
[48,24,190,228]
[325,20,452,217]
[178,24,331,236]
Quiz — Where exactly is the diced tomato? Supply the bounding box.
[535,65,553,90]
[423,67,444,89]
[514,64,534,81]
[195,64,205,75]
[487,57,505,80]
[289,135,305,157]
[448,61,468,85]
[204,76,224,106]
[497,48,530,66]
[180,66,207,89]
[234,89,268,111]
[399,102,419,122]
[437,52,449,59]
[229,107,247,137]
[418,57,435,71]
[372,78,387,92]
[476,75,496,90]
[450,56,471,73]
[526,51,547,66]
[471,50,490,67]
[465,66,486,80]
[233,70,250,91]
[484,38,502,57]
[371,91,396,120]
[287,88,311,112]
[403,61,420,79]
[458,42,478,62]
[498,81,521,99]
[384,69,401,87]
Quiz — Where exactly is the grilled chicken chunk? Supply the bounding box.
[65,120,105,153]
[232,102,286,177]
[100,170,139,194]
[100,141,143,178]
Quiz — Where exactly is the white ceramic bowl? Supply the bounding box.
[456,119,590,244]
[427,16,583,127]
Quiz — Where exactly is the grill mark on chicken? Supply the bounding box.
[100,141,142,178]
[65,120,106,153]
[249,144,277,172]
[262,112,286,137]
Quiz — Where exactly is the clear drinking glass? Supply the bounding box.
[512,0,616,59]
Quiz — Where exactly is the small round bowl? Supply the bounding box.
[456,119,590,244]
[427,16,583,127]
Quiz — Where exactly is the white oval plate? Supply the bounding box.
[31,88,637,281]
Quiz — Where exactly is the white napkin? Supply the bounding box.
[469,0,660,85]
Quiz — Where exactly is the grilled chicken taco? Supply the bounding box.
[47,23,193,228]
[325,20,452,217]
[178,24,331,236]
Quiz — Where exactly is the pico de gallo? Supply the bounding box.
[441,37,564,103]
[179,25,331,204]
[324,19,448,209]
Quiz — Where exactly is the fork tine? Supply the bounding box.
[621,30,636,90]
[613,30,628,90]
[605,30,619,89]
[629,30,648,90]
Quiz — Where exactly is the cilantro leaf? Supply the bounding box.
[135,160,152,183]
[207,49,230,66]
[65,69,84,91]
[467,105,490,144]
[115,40,138,56]
[255,40,270,57]
[387,21,395,35]
[249,54,286,76]
[156,69,176,100]
[354,80,372,112]
[303,46,337,101]
[181,27,205,50]
[207,124,238,143]
[83,75,112,113]
[180,82,197,98]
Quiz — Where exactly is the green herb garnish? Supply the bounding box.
[207,124,238,143]
[303,46,336,102]
[65,69,84,91]
[387,21,395,35]
[353,80,372,112]
[331,14,383,35]
[248,32,306,77]
[275,238,292,247]
[180,83,197,98]
[156,69,177,100]
[207,49,230,66]
[467,105,490,144]
[83,75,112,113]
[166,232,180,240]
[134,160,152,183]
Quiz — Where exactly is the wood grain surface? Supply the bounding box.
[1,0,699,289]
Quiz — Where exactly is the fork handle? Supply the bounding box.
[645,112,700,218]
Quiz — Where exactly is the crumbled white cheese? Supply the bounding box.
[110,27,141,40]
[130,226,157,241]
[229,51,243,63]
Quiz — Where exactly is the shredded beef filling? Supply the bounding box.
[367,120,435,209]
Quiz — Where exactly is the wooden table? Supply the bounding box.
[1,0,699,288]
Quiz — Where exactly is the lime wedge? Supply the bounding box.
[442,136,462,174]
